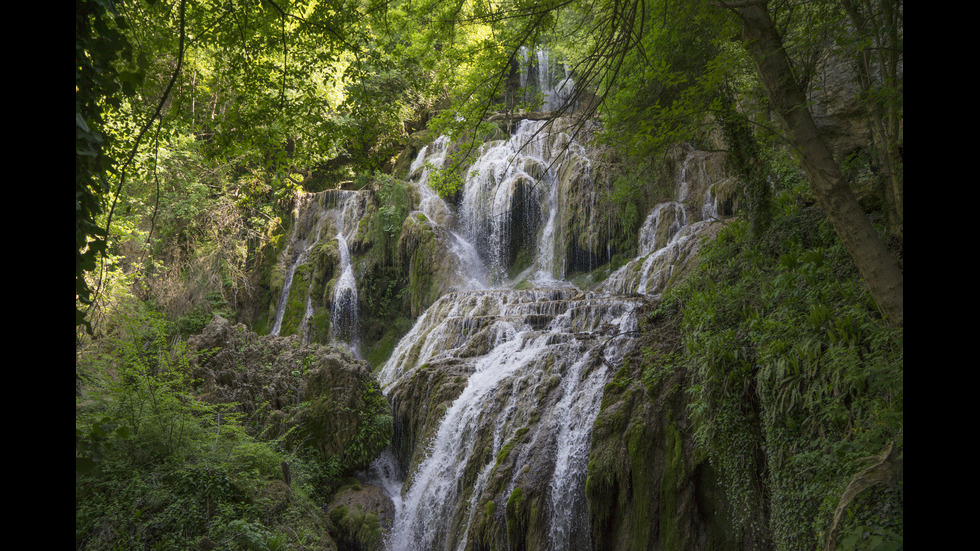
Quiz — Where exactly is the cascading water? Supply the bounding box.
[379,288,641,551]
[371,65,724,551]
[408,136,489,290]
[455,117,597,285]
[599,147,724,297]
[270,193,325,338]
[457,119,555,284]
[519,47,576,112]
[330,192,368,357]
[270,190,368,350]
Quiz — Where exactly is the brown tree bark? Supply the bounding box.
[720,0,903,327]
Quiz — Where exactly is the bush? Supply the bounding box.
[75,307,335,550]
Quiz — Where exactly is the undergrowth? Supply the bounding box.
[76,305,337,550]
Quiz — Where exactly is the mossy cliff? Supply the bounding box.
[257,175,469,367]
[585,307,746,551]
[386,358,472,483]
[584,199,902,550]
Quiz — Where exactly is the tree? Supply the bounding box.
[840,0,903,242]
[715,0,903,327]
[76,0,137,334]
[75,0,436,331]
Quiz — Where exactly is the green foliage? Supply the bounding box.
[606,163,657,247]
[655,194,903,549]
[76,306,339,550]
[76,0,142,332]
[342,380,395,472]
[718,91,773,237]
[427,157,469,199]
[358,175,413,333]
[592,1,744,160]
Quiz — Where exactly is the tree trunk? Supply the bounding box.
[726,1,903,327]
[841,0,904,244]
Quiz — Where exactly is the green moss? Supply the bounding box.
[253,309,271,335]
[328,503,384,551]
[495,427,529,467]
[410,245,435,316]
[511,278,533,290]
[658,409,685,549]
[505,487,525,545]
[328,504,349,526]
[278,263,311,337]
[507,245,536,281]
[310,307,331,344]
[365,330,398,371]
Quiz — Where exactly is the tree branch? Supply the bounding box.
[91,0,188,319]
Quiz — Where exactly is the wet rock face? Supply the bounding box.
[377,287,648,551]
[386,358,474,482]
[585,313,751,551]
[187,315,390,469]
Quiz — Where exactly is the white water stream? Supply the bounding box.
[270,190,368,352]
[270,61,724,551]
[372,58,722,550]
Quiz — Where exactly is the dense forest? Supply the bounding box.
[76,0,902,550]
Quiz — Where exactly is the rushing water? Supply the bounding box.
[257,49,726,551]
[270,190,368,351]
[268,51,723,550]
[373,71,722,549]
[378,287,641,551]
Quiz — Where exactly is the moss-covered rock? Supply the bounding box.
[187,316,392,474]
[585,309,747,551]
[398,212,461,318]
[385,359,473,479]
[326,483,395,551]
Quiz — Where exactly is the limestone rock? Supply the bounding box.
[187,316,390,471]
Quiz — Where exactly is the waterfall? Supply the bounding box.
[455,118,592,285]
[520,47,576,112]
[380,289,640,551]
[599,148,723,298]
[373,71,724,550]
[270,190,367,351]
[408,136,489,290]
[458,119,551,284]
[270,193,323,337]
[330,192,368,357]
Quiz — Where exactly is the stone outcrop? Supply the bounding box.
[187,315,392,472]
[326,482,396,551]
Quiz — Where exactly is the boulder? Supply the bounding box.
[187,316,391,471]
[326,483,395,551]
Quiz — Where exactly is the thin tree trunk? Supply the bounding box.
[723,1,903,327]
[842,0,903,243]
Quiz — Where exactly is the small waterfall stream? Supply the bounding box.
[330,192,368,357]
[270,190,368,350]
